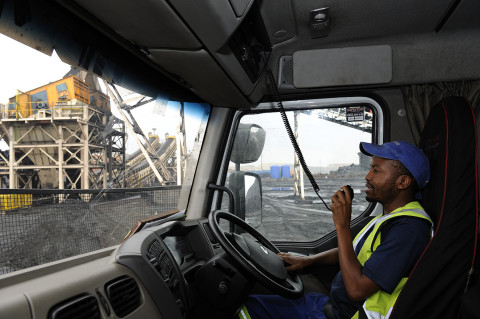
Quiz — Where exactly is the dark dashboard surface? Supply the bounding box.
[115,219,243,319]
[163,235,193,265]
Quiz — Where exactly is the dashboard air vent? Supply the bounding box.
[48,294,100,319]
[105,275,141,318]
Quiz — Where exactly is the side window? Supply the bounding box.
[222,106,373,242]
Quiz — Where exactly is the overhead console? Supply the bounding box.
[228,5,271,83]
[161,0,273,107]
[163,0,297,105]
[169,0,272,83]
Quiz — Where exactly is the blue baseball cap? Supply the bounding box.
[360,141,430,189]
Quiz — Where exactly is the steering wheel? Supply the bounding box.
[208,209,303,299]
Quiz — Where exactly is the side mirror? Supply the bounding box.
[220,123,266,232]
[230,123,266,164]
[244,173,262,228]
[228,171,262,230]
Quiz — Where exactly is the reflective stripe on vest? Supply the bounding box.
[351,201,433,319]
[238,304,252,319]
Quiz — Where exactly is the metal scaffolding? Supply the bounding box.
[103,80,184,187]
[0,100,125,189]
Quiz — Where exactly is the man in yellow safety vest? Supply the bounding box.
[239,141,433,319]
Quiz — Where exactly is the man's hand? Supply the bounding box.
[329,185,380,301]
[278,253,313,271]
[330,186,353,229]
[278,248,340,271]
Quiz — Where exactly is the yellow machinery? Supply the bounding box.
[0,194,32,211]
[6,75,110,119]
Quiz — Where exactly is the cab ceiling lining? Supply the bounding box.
[148,49,251,108]
[71,0,201,50]
[391,30,480,84]
[440,0,480,32]
[276,29,480,92]
[263,0,480,93]
[434,0,463,32]
[287,0,453,45]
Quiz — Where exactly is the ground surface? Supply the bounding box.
[254,177,369,242]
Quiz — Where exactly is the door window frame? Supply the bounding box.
[211,96,385,240]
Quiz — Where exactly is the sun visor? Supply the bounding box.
[291,45,392,88]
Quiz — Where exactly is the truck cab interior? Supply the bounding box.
[0,0,479,318]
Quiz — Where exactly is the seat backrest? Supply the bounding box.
[391,96,479,318]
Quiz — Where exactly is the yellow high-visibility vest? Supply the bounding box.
[352,201,433,319]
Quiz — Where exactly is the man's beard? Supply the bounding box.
[365,181,397,204]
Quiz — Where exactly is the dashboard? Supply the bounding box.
[115,219,250,319]
[0,218,252,319]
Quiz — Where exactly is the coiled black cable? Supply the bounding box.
[266,69,331,211]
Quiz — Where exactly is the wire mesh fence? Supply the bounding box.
[0,186,181,274]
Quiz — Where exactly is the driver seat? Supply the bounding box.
[390,96,479,318]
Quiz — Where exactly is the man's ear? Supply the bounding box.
[397,175,412,190]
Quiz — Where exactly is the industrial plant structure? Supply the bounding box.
[0,69,125,190]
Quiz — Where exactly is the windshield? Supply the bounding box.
[0,34,210,274]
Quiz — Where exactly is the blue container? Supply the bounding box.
[270,165,281,179]
[281,165,290,178]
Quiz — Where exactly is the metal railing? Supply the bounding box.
[0,101,104,121]
[0,186,181,274]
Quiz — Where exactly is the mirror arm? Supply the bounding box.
[207,183,235,215]
[208,183,236,232]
